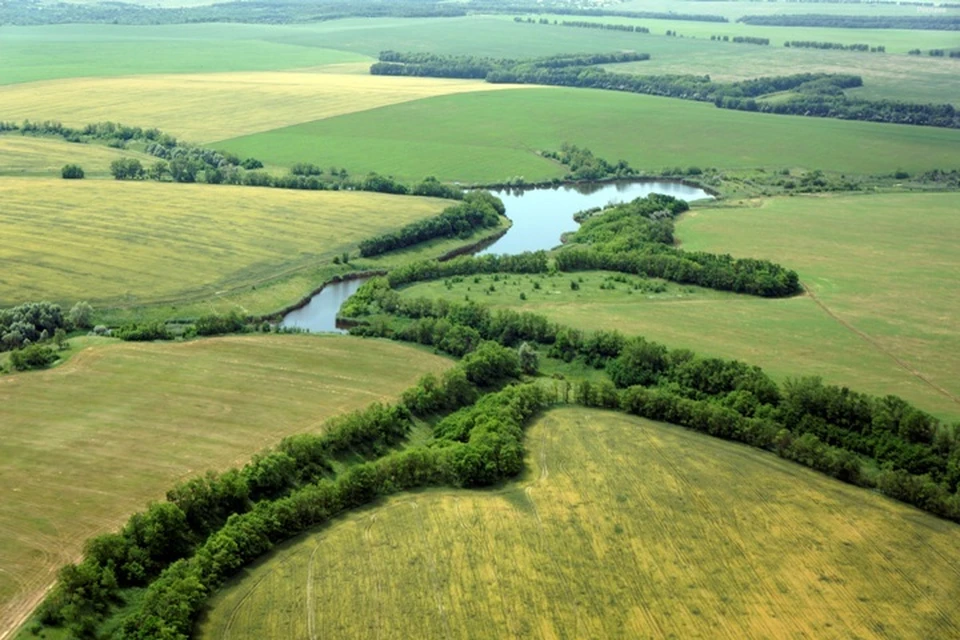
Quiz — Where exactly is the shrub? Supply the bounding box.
[10,344,58,371]
[61,164,85,179]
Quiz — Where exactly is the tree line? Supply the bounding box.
[357,191,505,258]
[738,14,960,30]
[514,16,651,33]
[786,40,885,52]
[371,51,960,129]
[36,338,543,638]
[344,283,960,523]
[541,143,638,181]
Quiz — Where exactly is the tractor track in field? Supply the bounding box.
[802,282,960,409]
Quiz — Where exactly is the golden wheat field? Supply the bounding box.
[0,334,451,638]
[0,136,153,178]
[197,407,960,640]
[0,71,521,142]
[0,178,447,307]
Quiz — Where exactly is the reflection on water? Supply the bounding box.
[478,180,712,256]
[279,277,371,333]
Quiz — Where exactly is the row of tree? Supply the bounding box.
[541,143,637,181]
[514,17,651,33]
[372,51,960,129]
[737,14,960,30]
[345,287,960,522]
[357,191,505,258]
[785,40,885,52]
[38,339,540,637]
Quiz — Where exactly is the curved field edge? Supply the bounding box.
[0,334,451,640]
[214,87,960,183]
[0,179,450,309]
[196,407,960,640]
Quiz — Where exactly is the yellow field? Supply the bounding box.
[0,136,153,178]
[197,407,960,640]
[0,334,450,639]
[0,177,447,307]
[0,71,522,142]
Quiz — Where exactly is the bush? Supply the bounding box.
[10,344,58,371]
[68,301,94,329]
[61,164,85,179]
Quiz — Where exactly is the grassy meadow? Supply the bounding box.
[0,178,449,309]
[401,192,960,420]
[218,87,960,183]
[0,334,451,638]
[0,136,153,178]
[0,72,514,143]
[197,407,960,639]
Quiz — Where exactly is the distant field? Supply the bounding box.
[0,334,451,639]
[0,136,153,178]
[0,72,516,142]
[197,407,960,639]
[401,193,960,420]
[217,88,960,182]
[617,0,960,20]
[0,178,447,308]
[0,23,367,85]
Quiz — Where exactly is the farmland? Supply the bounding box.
[0,334,451,637]
[400,192,960,420]
[0,137,153,178]
[4,3,960,639]
[0,178,448,309]
[197,407,960,639]
[0,72,515,143]
[217,88,960,183]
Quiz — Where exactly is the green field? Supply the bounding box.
[217,87,960,183]
[0,334,451,638]
[0,178,449,310]
[401,193,960,420]
[197,407,960,639]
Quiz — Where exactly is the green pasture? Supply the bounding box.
[216,87,960,183]
[197,407,960,639]
[0,334,451,637]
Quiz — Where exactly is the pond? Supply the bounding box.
[280,179,712,332]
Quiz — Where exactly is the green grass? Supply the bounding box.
[617,0,960,20]
[216,87,960,183]
[196,406,960,639]
[401,192,960,420]
[0,24,367,85]
[0,178,449,311]
[0,334,452,639]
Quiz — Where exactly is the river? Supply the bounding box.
[280,180,712,333]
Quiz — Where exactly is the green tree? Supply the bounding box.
[109,158,143,180]
[61,164,85,179]
[68,301,94,329]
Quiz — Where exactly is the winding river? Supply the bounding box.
[280,180,713,333]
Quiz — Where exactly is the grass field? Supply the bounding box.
[401,193,960,420]
[0,23,368,85]
[217,87,960,183]
[0,72,515,143]
[196,407,960,639]
[0,178,450,309]
[0,136,153,178]
[0,334,451,639]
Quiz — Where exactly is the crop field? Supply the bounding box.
[197,407,960,639]
[401,192,960,420]
[0,136,154,178]
[0,178,450,309]
[218,87,960,183]
[0,72,517,143]
[0,334,451,638]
